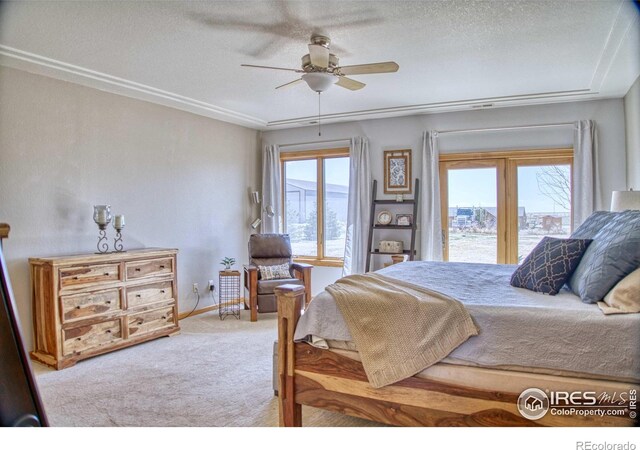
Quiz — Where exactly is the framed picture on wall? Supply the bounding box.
[384,149,412,194]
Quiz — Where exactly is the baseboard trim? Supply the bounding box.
[178,300,244,320]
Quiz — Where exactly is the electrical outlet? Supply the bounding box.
[208,280,215,291]
[192,283,198,293]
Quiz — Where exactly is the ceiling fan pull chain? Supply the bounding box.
[318,92,322,136]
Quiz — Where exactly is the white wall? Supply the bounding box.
[624,76,640,189]
[264,99,627,283]
[0,66,260,349]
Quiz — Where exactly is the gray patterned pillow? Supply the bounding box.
[258,263,291,281]
[569,210,640,303]
[566,211,618,292]
[570,211,618,239]
[510,237,592,295]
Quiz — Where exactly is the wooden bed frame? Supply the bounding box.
[275,284,638,427]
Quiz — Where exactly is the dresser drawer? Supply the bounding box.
[62,319,122,356]
[59,264,120,288]
[126,258,173,280]
[127,281,173,309]
[128,306,174,338]
[61,288,122,323]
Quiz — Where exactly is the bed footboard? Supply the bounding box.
[275,284,637,427]
[275,284,305,426]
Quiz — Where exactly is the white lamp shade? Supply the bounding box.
[301,72,336,92]
[610,190,640,212]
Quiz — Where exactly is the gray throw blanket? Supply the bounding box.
[325,273,478,388]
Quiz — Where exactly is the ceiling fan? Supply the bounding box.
[241,34,399,93]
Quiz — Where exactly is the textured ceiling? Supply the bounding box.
[0,0,638,129]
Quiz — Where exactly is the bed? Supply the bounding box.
[275,261,639,427]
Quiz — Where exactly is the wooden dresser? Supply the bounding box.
[29,248,180,369]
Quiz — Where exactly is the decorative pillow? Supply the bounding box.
[570,211,618,239]
[568,210,640,303]
[258,263,291,281]
[566,210,618,291]
[510,237,592,295]
[597,267,640,315]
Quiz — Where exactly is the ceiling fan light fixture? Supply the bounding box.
[301,72,336,93]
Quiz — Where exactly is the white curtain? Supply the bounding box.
[573,120,600,226]
[342,137,371,276]
[420,131,443,261]
[261,144,281,233]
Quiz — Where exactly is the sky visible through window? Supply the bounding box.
[449,166,571,213]
[286,158,570,214]
[286,157,349,185]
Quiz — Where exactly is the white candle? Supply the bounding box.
[114,215,125,229]
[97,209,107,224]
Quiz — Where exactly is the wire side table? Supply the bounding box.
[218,270,241,320]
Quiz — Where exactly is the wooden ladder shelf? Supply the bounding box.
[365,179,420,272]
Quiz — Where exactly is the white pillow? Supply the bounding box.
[258,263,291,281]
[597,267,640,315]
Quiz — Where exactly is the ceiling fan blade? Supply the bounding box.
[275,79,303,90]
[308,44,330,68]
[241,64,303,73]
[336,76,366,91]
[337,61,399,76]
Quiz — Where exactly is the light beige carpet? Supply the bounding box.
[33,310,379,427]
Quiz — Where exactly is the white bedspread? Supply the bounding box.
[294,261,640,382]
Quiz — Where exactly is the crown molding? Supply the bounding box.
[0,45,267,129]
[265,89,600,128]
[589,0,640,92]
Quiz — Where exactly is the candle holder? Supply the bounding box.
[93,205,112,253]
[113,215,125,252]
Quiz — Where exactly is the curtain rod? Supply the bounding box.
[436,122,574,136]
[277,138,351,149]
[275,122,575,146]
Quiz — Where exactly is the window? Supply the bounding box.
[281,148,350,267]
[439,149,573,264]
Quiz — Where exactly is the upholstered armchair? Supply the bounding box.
[243,233,312,322]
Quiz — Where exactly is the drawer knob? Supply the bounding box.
[135,268,141,272]
[76,306,81,309]
[159,265,165,269]
[76,337,81,341]
[105,301,111,305]
[160,290,165,294]
[136,294,141,298]
[138,321,143,325]
[103,272,110,276]
[106,329,111,334]
[72,276,79,280]
[161,316,167,320]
